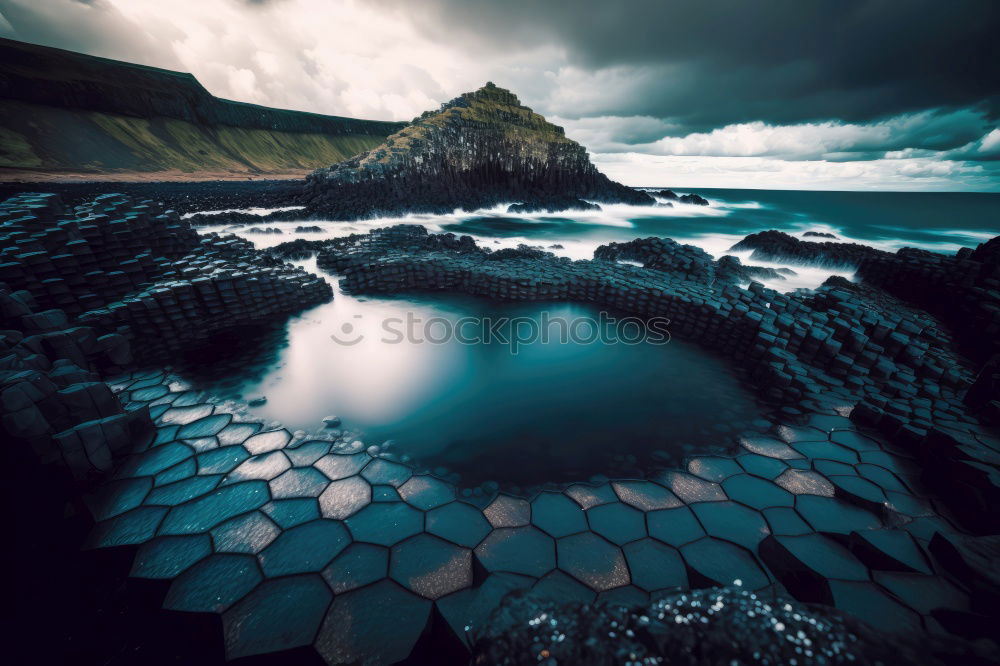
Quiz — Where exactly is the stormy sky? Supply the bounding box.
[2,0,999,191]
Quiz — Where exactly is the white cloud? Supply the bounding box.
[593,153,996,192]
[2,0,998,191]
[979,128,1000,155]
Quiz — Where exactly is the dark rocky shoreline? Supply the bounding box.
[3,191,999,664]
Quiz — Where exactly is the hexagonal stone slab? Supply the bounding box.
[315,579,431,666]
[178,413,232,440]
[759,533,868,604]
[735,453,788,480]
[792,441,858,465]
[398,475,454,510]
[391,534,472,599]
[262,497,321,528]
[426,501,492,547]
[722,474,794,509]
[361,459,412,486]
[131,534,212,578]
[829,475,888,512]
[587,502,646,545]
[224,451,291,484]
[211,511,281,554]
[88,477,153,521]
[217,422,261,446]
[222,575,332,660]
[691,501,770,549]
[656,471,727,503]
[775,468,834,496]
[738,436,803,460]
[556,532,630,592]
[612,480,682,511]
[259,519,351,576]
[795,495,881,535]
[848,528,930,574]
[762,507,812,536]
[680,537,770,590]
[647,506,705,547]
[532,570,596,603]
[159,481,270,535]
[243,429,291,455]
[314,452,370,480]
[564,483,617,509]
[873,571,969,615]
[164,553,262,613]
[622,538,687,591]
[483,494,530,528]
[197,446,250,475]
[319,476,372,520]
[269,467,330,499]
[531,491,587,537]
[687,456,743,481]
[285,441,332,467]
[474,526,555,577]
[146,475,223,507]
[86,506,168,548]
[159,404,214,426]
[323,542,390,594]
[346,502,423,546]
[828,579,922,634]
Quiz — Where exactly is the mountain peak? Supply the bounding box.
[302,84,653,218]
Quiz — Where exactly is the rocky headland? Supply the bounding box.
[300,83,654,219]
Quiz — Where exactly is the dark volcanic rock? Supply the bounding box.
[654,189,679,200]
[470,585,969,666]
[730,230,887,268]
[679,193,710,206]
[805,231,839,239]
[0,192,331,365]
[302,82,654,219]
[245,226,283,234]
[506,196,600,214]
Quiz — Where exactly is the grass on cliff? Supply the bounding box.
[0,100,387,174]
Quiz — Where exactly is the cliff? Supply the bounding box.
[0,38,406,177]
[302,82,654,218]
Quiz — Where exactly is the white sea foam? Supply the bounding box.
[194,194,975,293]
[181,205,304,219]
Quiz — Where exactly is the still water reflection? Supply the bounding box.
[178,259,763,486]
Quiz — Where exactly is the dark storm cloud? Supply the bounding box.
[383,0,1000,131]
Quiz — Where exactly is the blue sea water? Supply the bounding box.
[190,189,1000,486]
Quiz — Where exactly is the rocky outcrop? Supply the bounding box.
[730,230,887,268]
[804,231,838,239]
[302,83,654,219]
[0,190,335,481]
[856,238,1000,363]
[0,192,331,364]
[652,189,710,205]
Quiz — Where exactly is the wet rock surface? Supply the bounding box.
[4,192,1000,664]
[730,229,888,268]
[302,83,654,219]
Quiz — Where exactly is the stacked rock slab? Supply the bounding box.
[1,283,151,482]
[0,192,332,364]
[277,224,1000,533]
[302,82,654,219]
[0,192,333,479]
